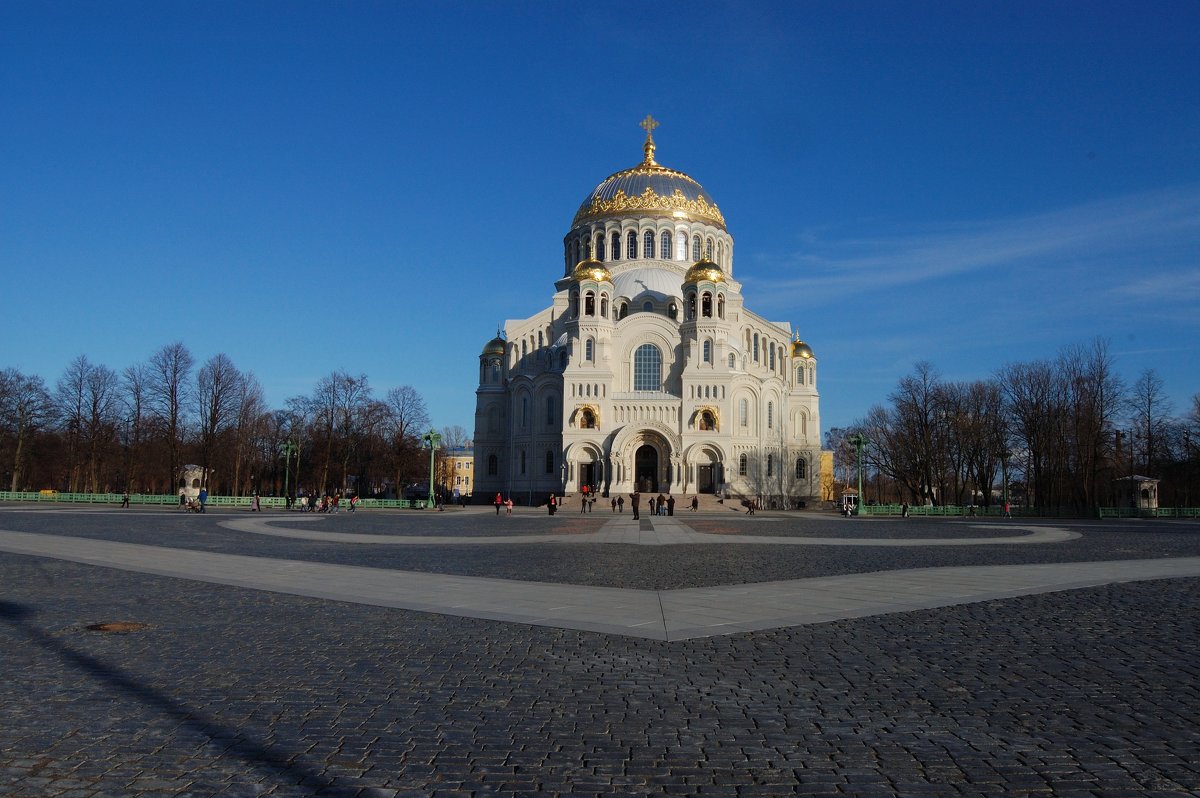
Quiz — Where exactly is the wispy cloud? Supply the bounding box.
[744,184,1200,306]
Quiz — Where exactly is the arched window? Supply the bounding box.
[717,295,725,319]
[600,296,609,318]
[643,230,655,259]
[702,339,712,363]
[795,458,807,479]
[767,401,774,429]
[619,302,628,319]
[611,232,621,260]
[699,410,715,430]
[584,291,595,316]
[585,338,594,361]
[521,397,528,428]
[570,292,579,318]
[487,454,498,475]
[728,353,736,369]
[753,334,759,362]
[643,301,653,313]
[702,292,712,317]
[538,331,544,348]
[668,302,677,319]
[546,396,555,425]
[739,398,748,426]
[738,453,748,476]
[692,235,701,261]
[545,450,554,474]
[661,231,672,260]
[717,240,723,266]
[769,346,776,371]
[633,344,662,391]
[705,238,714,259]
[520,449,527,475]
[798,365,806,385]
[627,231,638,260]
[581,408,596,429]
[597,235,605,261]
[522,340,528,358]
[767,453,774,477]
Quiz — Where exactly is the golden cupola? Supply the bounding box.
[684,258,727,284]
[572,115,726,231]
[571,258,613,283]
[791,334,815,359]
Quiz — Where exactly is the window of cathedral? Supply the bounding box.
[769,346,776,371]
[692,235,701,261]
[585,338,594,361]
[768,401,774,429]
[753,333,759,362]
[643,301,653,313]
[601,295,609,318]
[717,240,724,266]
[627,231,637,259]
[797,364,805,385]
[699,410,715,431]
[702,292,712,317]
[661,231,672,260]
[703,339,712,363]
[581,409,596,428]
[634,344,662,391]
[795,458,807,479]
[521,397,528,428]
[686,293,696,320]
[545,450,554,474]
[729,353,736,369]
[570,291,579,318]
[668,302,677,319]
[585,291,595,316]
[488,454,497,475]
[739,453,748,476]
[546,397,555,425]
[717,295,725,319]
[767,453,774,477]
[611,231,620,260]
[619,302,628,319]
[644,230,654,259]
[597,235,605,261]
[538,331,544,348]
[521,341,528,361]
[705,238,714,260]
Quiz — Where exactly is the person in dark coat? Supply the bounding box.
[667,495,675,516]
[630,491,640,520]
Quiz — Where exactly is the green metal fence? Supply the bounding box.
[861,503,1200,519]
[0,491,429,510]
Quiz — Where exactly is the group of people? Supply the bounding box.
[178,488,208,513]
[492,493,515,515]
[296,493,357,513]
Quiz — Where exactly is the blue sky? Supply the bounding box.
[2,1,1198,435]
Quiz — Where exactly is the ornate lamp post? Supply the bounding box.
[422,429,442,508]
[847,434,867,516]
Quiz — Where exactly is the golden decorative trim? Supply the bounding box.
[574,185,726,228]
[693,405,720,432]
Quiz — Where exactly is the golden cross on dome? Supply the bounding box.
[640,114,659,165]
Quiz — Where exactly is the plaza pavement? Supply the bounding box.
[1,505,1198,797]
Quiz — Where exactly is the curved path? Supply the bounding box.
[217,514,1082,546]
[2,519,1196,640]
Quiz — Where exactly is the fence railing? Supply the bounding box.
[0,491,429,510]
[860,503,1200,519]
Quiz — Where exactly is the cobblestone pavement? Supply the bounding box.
[2,506,1198,796]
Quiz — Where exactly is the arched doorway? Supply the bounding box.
[635,444,659,493]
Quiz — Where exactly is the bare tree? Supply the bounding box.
[385,385,430,493]
[147,342,194,491]
[1129,368,1174,477]
[196,354,241,489]
[440,424,471,450]
[0,368,53,491]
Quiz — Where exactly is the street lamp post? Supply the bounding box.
[281,440,297,506]
[423,429,442,508]
[847,434,867,516]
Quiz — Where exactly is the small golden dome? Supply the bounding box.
[684,259,726,284]
[481,333,506,356]
[571,258,613,283]
[791,339,815,359]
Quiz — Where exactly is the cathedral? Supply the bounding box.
[473,117,821,505]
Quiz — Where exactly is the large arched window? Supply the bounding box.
[739,398,749,426]
[717,294,725,319]
[633,344,662,391]
[584,291,595,316]
[795,458,807,479]
[596,235,605,261]
[752,334,759,362]
[705,238,714,259]
[661,231,672,260]
[626,231,638,260]
[797,364,806,385]
[692,235,701,261]
[585,338,594,361]
[728,353,736,369]
[769,346,776,371]
[487,454,498,475]
[767,453,773,477]
[738,453,748,476]
[611,232,621,260]
[643,230,655,259]
[702,339,712,363]
[600,296,609,318]
[702,292,713,317]
[767,401,774,429]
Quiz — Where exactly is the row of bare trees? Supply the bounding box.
[829,339,1200,511]
[0,343,461,498]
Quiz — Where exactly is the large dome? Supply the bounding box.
[572,117,726,231]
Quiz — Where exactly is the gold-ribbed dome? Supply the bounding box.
[572,115,726,230]
[791,339,815,359]
[684,259,727,284]
[571,258,613,283]
[481,333,507,357]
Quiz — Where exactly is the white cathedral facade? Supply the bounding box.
[473,118,821,505]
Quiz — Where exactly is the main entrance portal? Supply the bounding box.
[635,445,659,493]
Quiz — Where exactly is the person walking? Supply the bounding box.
[617,495,625,513]
[251,493,261,512]
[198,487,208,513]
[548,494,557,515]
[630,491,641,520]
[120,491,130,509]
[667,495,675,516]
[505,497,513,515]
[611,497,617,512]
[690,495,698,512]
[495,493,503,515]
